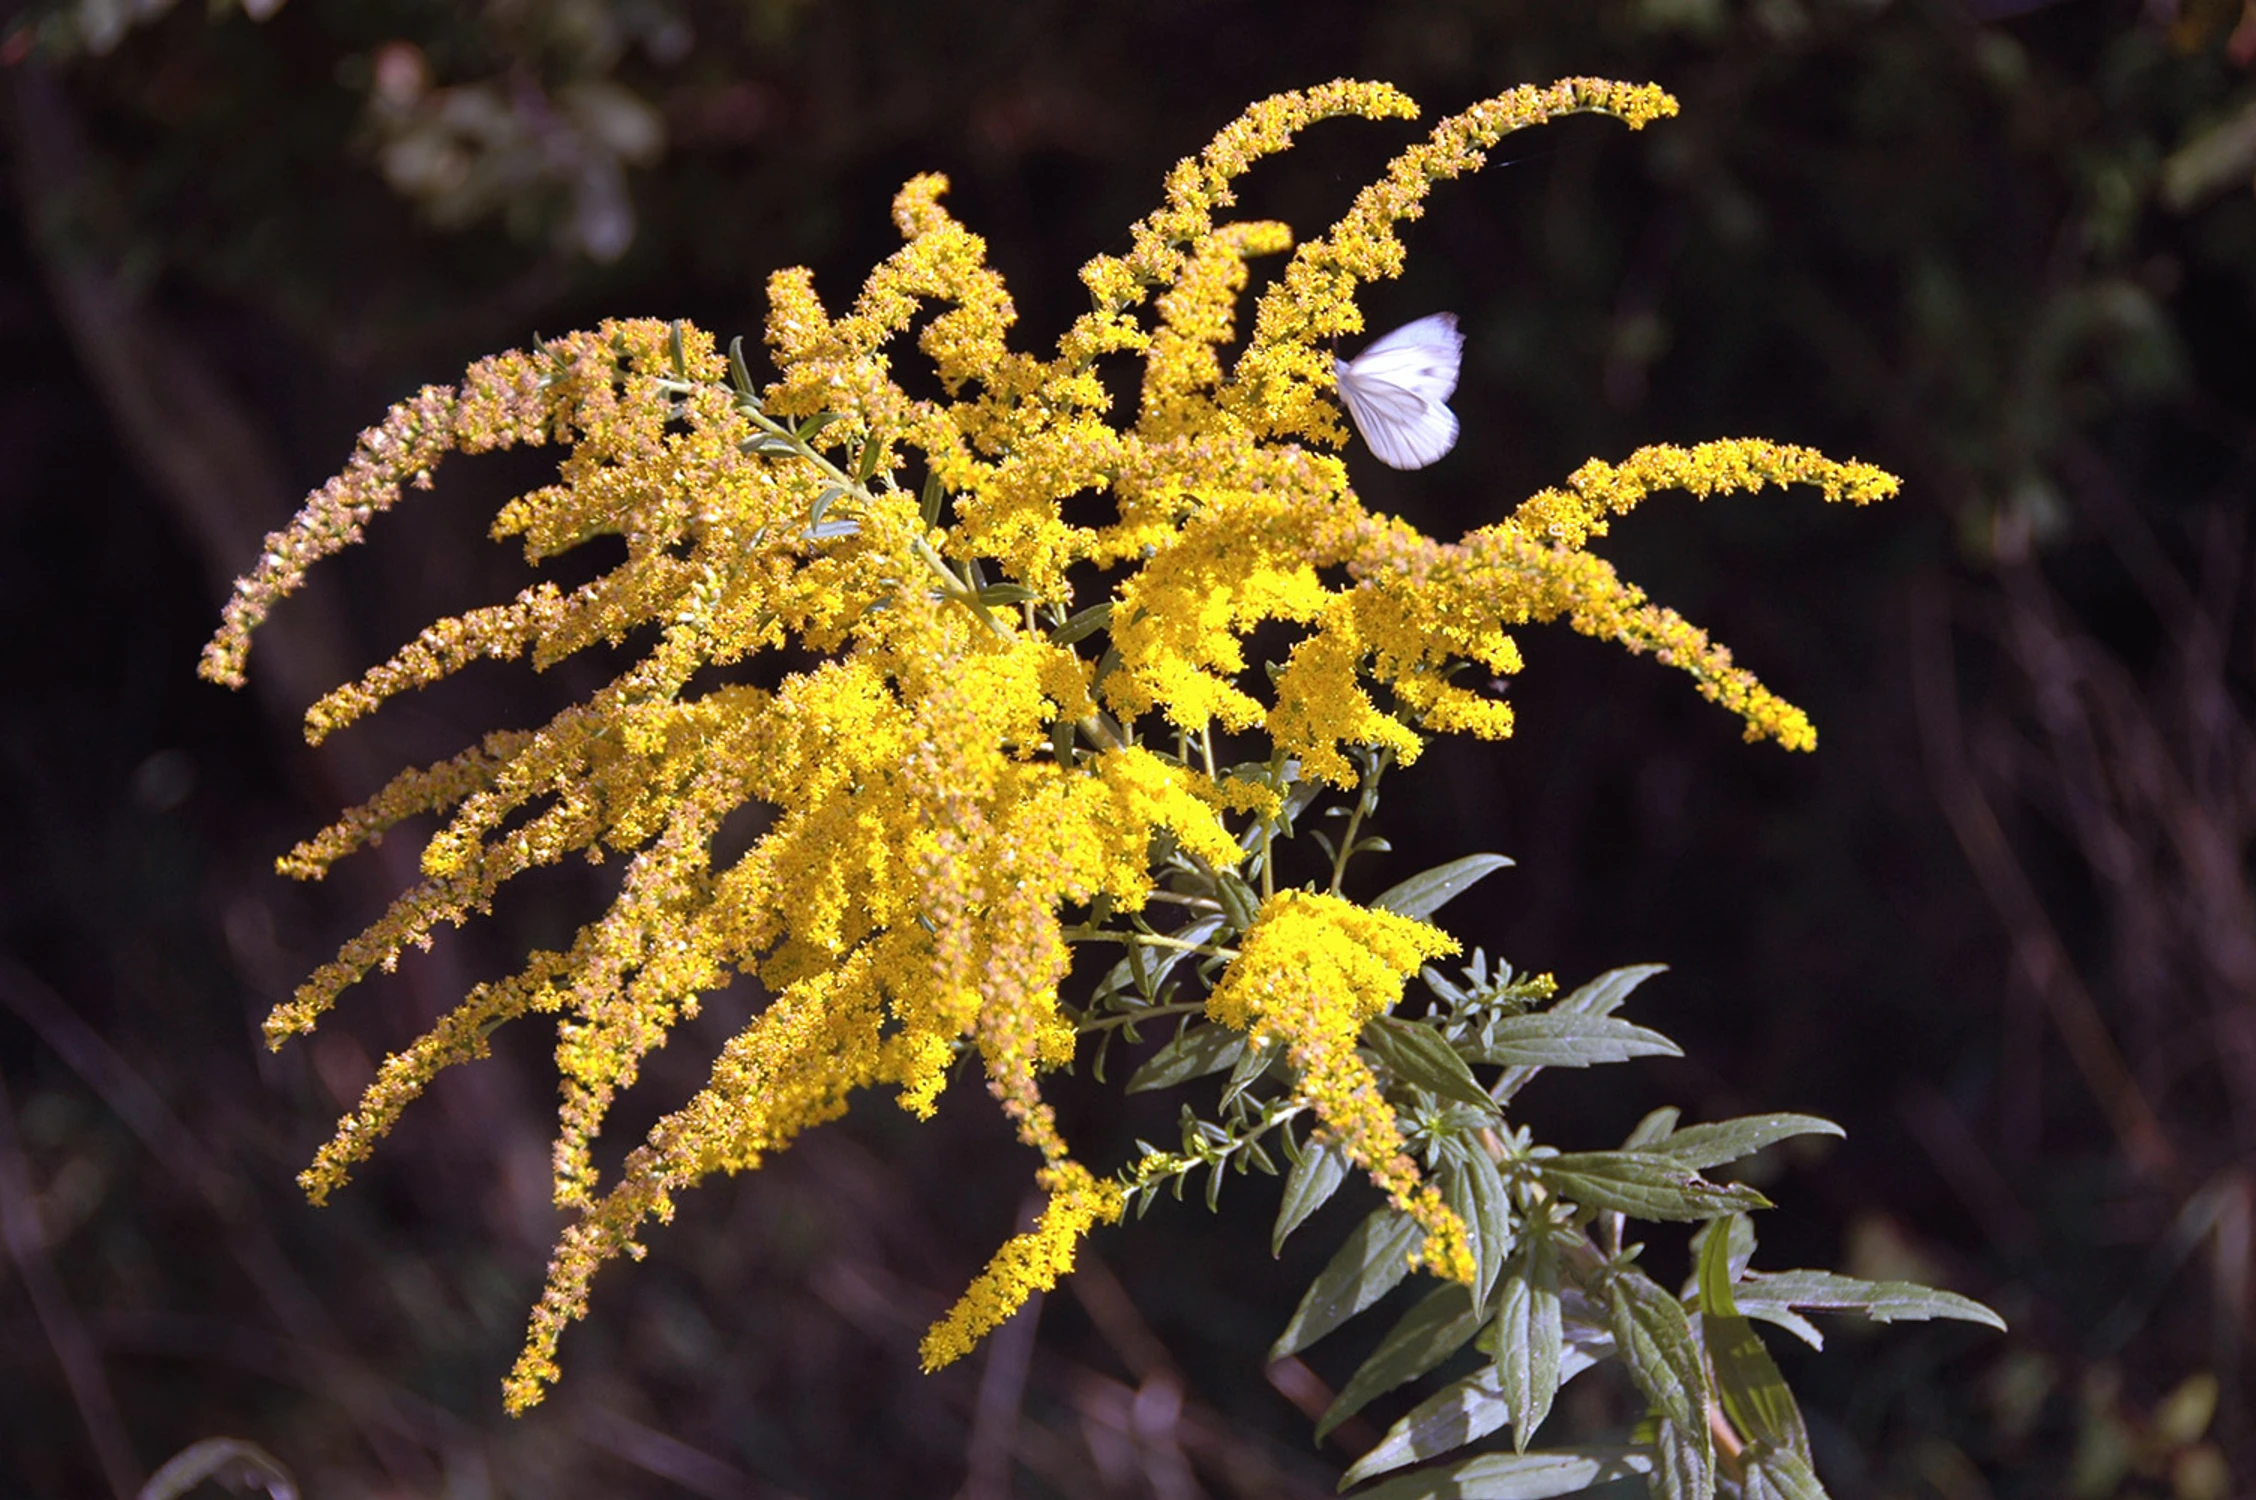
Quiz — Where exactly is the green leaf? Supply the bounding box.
[1647,1414,1715,1500]
[1653,1114,1843,1172]
[1371,853,1515,921]
[1742,1303,1827,1350]
[1349,1342,1613,1486]
[1732,1271,2006,1333]
[1697,1216,1809,1458]
[854,430,887,482]
[1216,871,1261,930]
[1491,965,1666,1103]
[1349,1447,1655,1500]
[1093,915,1223,1006]
[1273,1138,1349,1255]
[1622,1107,1682,1149]
[1443,1143,1514,1308]
[1270,1206,1423,1359]
[974,582,1038,606]
[795,411,845,443]
[1554,963,1668,1019]
[1685,1212,1757,1285]
[1741,1447,1831,1500]
[1460,1013,1682,1069]
[726,334,757,398]
[1341,1366,1510,1485]
[1604,1267,1707,1433]
[1048,601,1113,646]
[1539,1152,1771,1222]
[1126,1022,1246,1093]
[1365,1016,1500,1115]
[1220,1026,1277,1105]
[1492,1235,1564,1450]
[1317,1283,1484,1441]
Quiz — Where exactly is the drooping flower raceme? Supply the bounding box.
[202,76,1897,1414]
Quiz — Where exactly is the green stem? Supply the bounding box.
[1075,1000,1207,1035]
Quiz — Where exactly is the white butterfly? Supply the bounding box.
[1333,312,1464,470]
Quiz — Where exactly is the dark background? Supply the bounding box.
[2,1,2252,1496]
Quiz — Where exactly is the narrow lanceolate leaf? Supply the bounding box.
[1696,1216,1809,1458]
[1460,1013,1682,1069]
[1604,1268,1708,1434]
[1686,1212,1758,1285]
[1341,1366,1512,1485]
[1653,1114,1845,1172]
[1732,1271,2006,1332]
[1623,1106,1683,1150]
[1554,963,1668,1019]
[1365,1016,1499,1115]
[1270,1207,1423,1360]
[1740,1447,1832,1500]
[1540,1151,1770,1222]
[1339,1339,1608,1487]
[1047,600,1114,646]
[1351,1447,1655,1500]
[1272,1138,1349,1255]
[1491,965,1667,1102]
[1370,853,1515,921]
[1492,1235,1564,1450]
[1441,1143,1514,1308]
[1220,1028,1275,1106]
[1317,1283,1484,1441]
[972,581,1037,606]
[1095,914,1224,1005]
[1126,1022,1246,1093]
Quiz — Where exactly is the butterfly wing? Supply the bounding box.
[1334,312,1464,470]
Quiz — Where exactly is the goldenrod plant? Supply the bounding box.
[202,76,1998,1497]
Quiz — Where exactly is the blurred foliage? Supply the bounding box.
[2,0,2253,1496]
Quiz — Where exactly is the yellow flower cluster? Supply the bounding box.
[918,1162,1127,1373]
[201,77,1896,1411]
[1204,892,1473,1282]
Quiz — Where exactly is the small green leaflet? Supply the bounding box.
[1126,1022,1246,1093]
[1272,1138,1349,1254]
[1458,1013,1682,1069]
[1650,1114,1843,1172]
[1539,1151,1771,1221]
[1551,964,1668,1020]
[1364,1016,1500,1115]
[1096,914,1224,1007]
[1317,1283,1484,1441]
[1348,1447,1654,1500]
[1270,1206,1423,1360]
[1370,853,1515,920]
[1047,600,1113,646]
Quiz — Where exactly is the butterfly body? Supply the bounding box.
[1332,312,1464,470]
